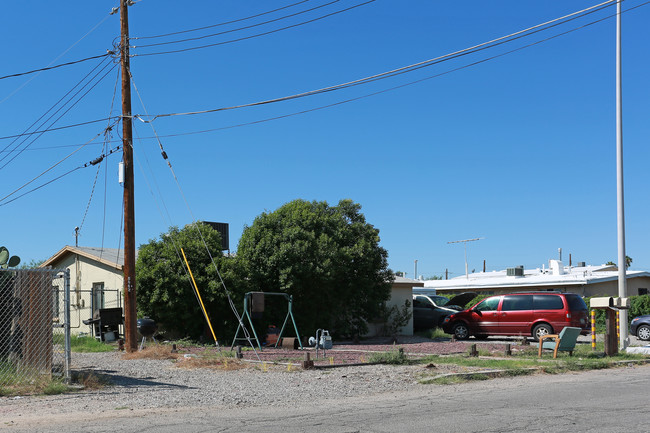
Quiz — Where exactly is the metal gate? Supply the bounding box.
[0,268,70,389]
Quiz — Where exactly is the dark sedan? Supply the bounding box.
[412,292,477,331]
[630,315,650,341]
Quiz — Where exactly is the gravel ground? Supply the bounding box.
[0,339,495,418]
[0,351,425,417]
[2,335,643,419]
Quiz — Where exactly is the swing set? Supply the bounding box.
[230,291,303,350]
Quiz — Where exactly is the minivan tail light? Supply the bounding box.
[566,313,572,319]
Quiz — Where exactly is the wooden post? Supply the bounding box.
[121,0,137,353]
[605,308,618,356]
[302,352,314,369]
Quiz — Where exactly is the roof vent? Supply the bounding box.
[506,266,524,277]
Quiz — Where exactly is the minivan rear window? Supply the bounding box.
[533,294,564,310]
[502,295,533,311]
[565,294,588,311]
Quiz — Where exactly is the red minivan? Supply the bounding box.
[442,292,589,341]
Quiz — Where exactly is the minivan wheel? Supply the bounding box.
[637,325,650,341]
[533,323,553,341]
[452,323,470,340]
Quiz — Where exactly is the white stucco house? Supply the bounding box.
[419,259,650,298]
[365,276,423,337]
[41,246,126,335]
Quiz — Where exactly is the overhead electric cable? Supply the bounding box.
[0,56,114,165]
[133,0,341,48]
[0,141,121,207]
[1,7,114,108]
[135,0,619,121]
[133,0,375,56]
[132,0,311,40]
[99,67,122,258]
[0,53,113,82]
[0,62,118,170]
[80,68,120,236]
[131,1,647,138]
[0,118,118,141]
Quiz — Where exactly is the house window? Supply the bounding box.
[92,282,105,313]
[639,288,648,296]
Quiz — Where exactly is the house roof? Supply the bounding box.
[393,276,425,287]
[421,262,650,292]
[40,246,130,271]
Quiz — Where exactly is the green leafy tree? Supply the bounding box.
[136,223,239,341]
[236,199,393,338]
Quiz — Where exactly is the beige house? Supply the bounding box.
[422,260,650,298]
[41,246,126,335]
[366,276,424,336]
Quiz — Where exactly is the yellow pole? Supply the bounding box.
[591,310,596,351]
[181,248,218,345]
[616,310,620,340]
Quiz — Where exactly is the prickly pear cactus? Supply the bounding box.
[0,246,20,269]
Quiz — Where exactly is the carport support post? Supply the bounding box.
[605,308,618,356]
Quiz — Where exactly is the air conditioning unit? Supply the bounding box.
[506,266,524,277]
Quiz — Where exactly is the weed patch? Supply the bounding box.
[70,336,115,353]
[367,348,411,365]
[43,381,73,395]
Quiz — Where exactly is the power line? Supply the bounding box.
[0,125,120,206]
[128,1,647,137]
[132,0,312,40]
[133,0,375,57]
[0,53,113,81]
[134,0,621,122]
[0,145,122,208]
[132,0,341,48]
[0,56,115,166]
[0,62,119,170]
[0,117,118,141]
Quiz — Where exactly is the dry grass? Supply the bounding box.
[119,343,246,370]
[121,344,180,360]
[175,356,247,371]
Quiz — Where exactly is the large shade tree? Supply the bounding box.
[236,199,393,337]
[136,223,241,341]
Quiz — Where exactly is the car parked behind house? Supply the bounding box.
[413,293,477,331]
[442,292,589,341]
[630,315,650,341]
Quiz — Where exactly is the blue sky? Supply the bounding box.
[1,1,649,278]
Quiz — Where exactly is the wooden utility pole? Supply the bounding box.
[120,0,137,352]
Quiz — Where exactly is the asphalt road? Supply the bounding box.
[7,363,649,433]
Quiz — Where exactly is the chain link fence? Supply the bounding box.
[0,269,70,390]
